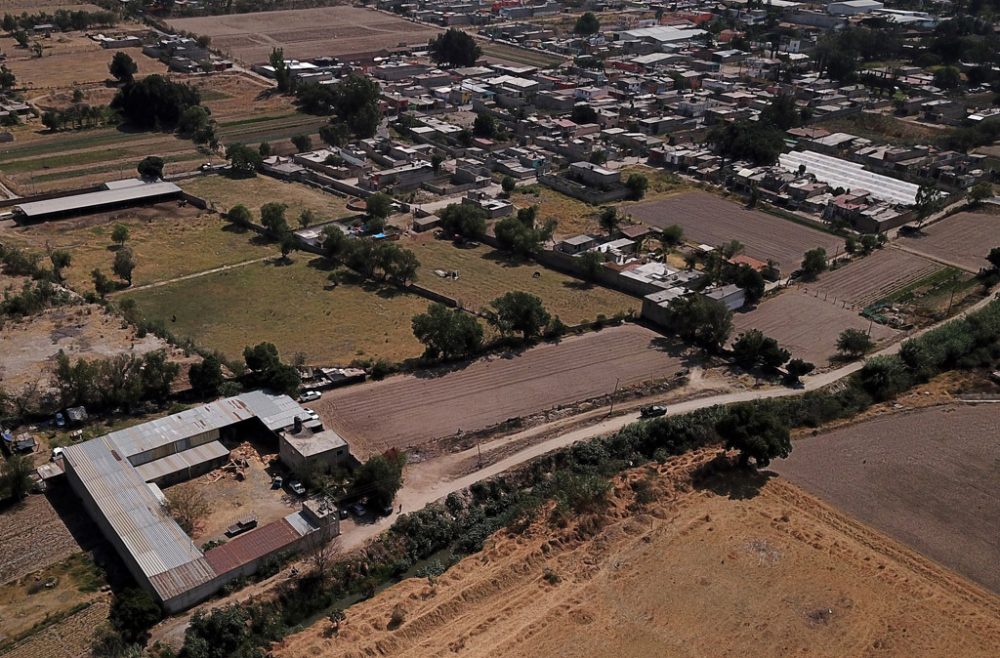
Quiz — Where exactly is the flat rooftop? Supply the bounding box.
[13,180,182,219]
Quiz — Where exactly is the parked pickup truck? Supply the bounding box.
[225,517,258,537]
[640,405,667,418]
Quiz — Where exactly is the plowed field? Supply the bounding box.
[774,403,1000,594]
[627,192,841,270]
[0,495,83,586]
[315,324,685,456]
[897,211,999,273]
[803,248,943,308]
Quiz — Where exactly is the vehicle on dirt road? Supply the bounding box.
[640,405,667,418]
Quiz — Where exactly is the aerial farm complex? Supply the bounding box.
[0,0,998,656]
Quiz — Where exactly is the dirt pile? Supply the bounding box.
[275,452,1000,658]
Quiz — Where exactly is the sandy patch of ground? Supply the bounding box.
[274,454,1000,658]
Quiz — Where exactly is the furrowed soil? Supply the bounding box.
[274,452,1000,658]
[803,248,943,308]
[314,324,687,457]
[897,211,999,273]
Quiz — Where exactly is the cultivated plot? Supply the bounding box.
[181,174,355,223]
[897,211,998,273]
[168,6,443,64]
[628,191,841,270]
[803,248,943,308]
[316,324,685,456]
[774,404,1000,594]
[732,289,898,364]
[410,237,639,324]
[121,258,428,366]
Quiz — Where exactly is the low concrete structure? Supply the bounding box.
[12,179,182,222]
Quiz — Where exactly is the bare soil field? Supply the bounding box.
[733,289,899,364]
[897,211,998,273]
[0,494,85,586]
[409,236,639,324]
[167,7,442,64]
[803,248,943,308]
[0,202,268,292]
[0,303,172,395]
[315,324,686,457]
[628,191,842,270]
[0,597,109,658]
[276,453,1000,658]
[774,404,1000,594]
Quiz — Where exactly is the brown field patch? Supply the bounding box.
[0,494,85,586]
[897,211,999,273]
[0,597,109,658]
[802,248,943,308]
[408,236,639,324]
[733,289,898,364]
[275,455,1000,658]
[774,404,1000,594]
[628,191,842,271]
[315,324,685,457]
[181,174,355,222]
[168,7,442,64]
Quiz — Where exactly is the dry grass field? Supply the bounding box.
[276,452,1000,658]
[897,211,999,273]
[314,324,685,456]
[0,598,109,658]
[803,248,944,308]
[733,289,899,364]
[167,7,442,64]
[774,403,1000,594]
[181,174,355,223]
[121,257,428,366]
[409,236,639,324]
[0,202,269,291]
[510,186,602,238]
[628,191,842,269]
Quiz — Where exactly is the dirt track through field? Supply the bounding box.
[774,403,1000,594]
[628,191,841,269]
[803,248,943,308]
[316,325,685,456]
[897,211,998,273]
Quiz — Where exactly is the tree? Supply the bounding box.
[625,173,649,200]
[298,208,317,229]
[189,354,224,398]
[411,303,484,359]
[574,11,600,35]
[760,93,801,130]
[437,203,487,240]
[291,133,312,152]
[258,141,272,157]
[49,249,71,281]
[136,155,164,180]
[328,609,346,634]
[661,295,733,352]
[731,264,765,306]
[731,329,768,369]
[182,605,258,658]
[321,225,349,262]
[1,454,33,502]
[12,30,28,48]
[177,105,212,138]
[578,250,605,281]
[844,235,859,254]
[227,204,252,227]
[242,342,300,396]
[296,74,381,138]
[366,192,393,223]
[91,268,113,297]
[109,588,162,645]
[968,181,992,206]
[487,291,551,340]
[351,452,406,511]
[598,206,619,236]
[107,225,131,250]
[279,231,297,261]
[785,358,815,384]
[571,104,598,124]
[715,404,791,468]
[472,113,497,139]
[501,175,516,197]
[707,119,785,165]
[0,65,15,91]
[987,247,1000,272]
[113,246,136,285]
[933,65,961,90]
[494,214,554,258]
[660,224,684,248]
[111,75,200,130]
[914,184,944,223]
[260,202,288,235]
[428,28,481,67]
[859,354,910,401]
[269,47,291,93]
[108,51,137,84]
[225,143,263,177]
[836,327,873,359]
[800,248,827,281]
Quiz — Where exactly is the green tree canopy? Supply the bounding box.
[437,203,487,240]
[574,12,600,35]
[412,303,484,360]
[428,28,482,67]
[715,404,791,468]
[137,155,164,180]
[109,51,137,84]
[486,291,551,340]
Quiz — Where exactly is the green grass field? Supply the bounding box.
[121,257,429,365]
[410,237,639,324]
[182,175,356,223]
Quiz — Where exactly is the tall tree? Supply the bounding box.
[715,404,791,468]
[428,28,482,67]
[109,51,137,84]
[113,246,136,285]
[487,291,551,340]
[574,12,600,35]
[411,303,484,359]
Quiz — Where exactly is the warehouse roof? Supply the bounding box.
[13,180,182,219]
[778,150,919,206]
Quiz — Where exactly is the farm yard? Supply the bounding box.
[120,258,429,366]
[167,6,443,64]
[181,174,356,223]
[802,248,944,308]
[897,211,998,273]
[732,289,898,364]
[627,191,842,270]
[314,324,686,456]
[409,236,639,324]
[774,404,1000,594]
[0,202,268,291]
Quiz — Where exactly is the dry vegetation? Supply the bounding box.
[275,451,1000,658]
[181,174,356,223]
[409,235,639,323]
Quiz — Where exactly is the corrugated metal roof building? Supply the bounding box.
[12,179,183,221]
[62,391,322,612]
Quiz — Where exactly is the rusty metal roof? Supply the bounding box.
[203,518,302,574]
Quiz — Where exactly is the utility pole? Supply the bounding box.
[608,377,621,415]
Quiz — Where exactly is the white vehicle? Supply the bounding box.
[298,390,321,403]
[301,408,320,422]
[51,446,65,461]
